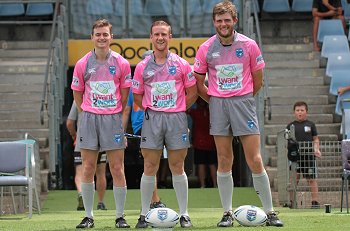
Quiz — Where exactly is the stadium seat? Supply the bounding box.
[341,139,350,213]
[0,3,25,16]
[145,0,172,16]
[321,35,350,58]
[262,0,290,12]
[292,0,313,12]
[329,70,350,95]
[335,89,350,116]
[325,52,350,78]
[26,3,53,16]
[317,19,345,43]
[86,0,113,15]
[0,141,41,218]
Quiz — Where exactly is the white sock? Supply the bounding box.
[81,182,95,218]
[113,185,127,218]
[140,174,155,216]
[217,171,233,212]
[172,173,189,216]
[252,170,274,213]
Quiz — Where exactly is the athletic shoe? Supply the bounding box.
[150,200,166,209]
[77,195,84,211]
[180,215,193,228]
[217,210,233,227]
[97,202,107,210]
[311,201,320,209]
[76,217,94,228]
[115,216,130,228]
[266,211,284,227]
[135,215,148,228]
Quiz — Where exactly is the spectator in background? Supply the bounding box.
[188,98,217,188]
[286,101,321,209]
[312,0,346,51]
[66,101,108,211]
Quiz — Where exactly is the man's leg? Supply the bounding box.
[95,162,107,210]
[214,135,234,227]
[313,16,321,51]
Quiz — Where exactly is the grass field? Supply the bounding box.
[0,188,350,230]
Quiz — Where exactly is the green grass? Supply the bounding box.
[0,188,350,230]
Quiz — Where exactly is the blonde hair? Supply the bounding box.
[212,0,237,21]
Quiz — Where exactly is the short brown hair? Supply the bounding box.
[150,20,172,35]
[212,0,237,21]
[91,19,112,35]
[293,101,308,111]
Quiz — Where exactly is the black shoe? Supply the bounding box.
[135,215,148,229]
[115,216,130,228]
[97,202,107,210]
[180,215,193,228]
[150,200,166,209]
[311,201,320,209]
[217,211,233,227]
[266,211,284,227]
[76,217,94,229]
[77,195,84,211]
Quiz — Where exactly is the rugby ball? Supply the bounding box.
[145,207,180,228]
[233,205,267,227]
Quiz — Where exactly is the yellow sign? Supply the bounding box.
[68,38,208,66]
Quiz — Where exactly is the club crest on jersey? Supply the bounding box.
[109,66,116,74]
[168,66,177,75]
[114,134,121,143]
[246,209,257,222]
[157,209,168,221]
[236,48,244,58]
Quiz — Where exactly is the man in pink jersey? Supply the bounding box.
[193,1,283,228]
[132,21,197,229]
[71,19,131,229]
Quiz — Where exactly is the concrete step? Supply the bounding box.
[269,95,329,105]
[268,76,324,86]
[0,100,42,110]
[0,128,49,139]
[263,44,313,53]
[0,83,43,93]
[265,123,341,135]
[0,119,48,129]
[262,36,312,44]
[266,60,319,69]
[266,134,339,145]
[0,41,50,50]
[0,92,42,100]
[263,51,320,61]
[0,49,48,58]
[260,20,312,38]
[268,86,329,97]
[268,104,335,114]
[265,68,325,78]
[0,60,46,74]
[0,73,45,84]
[265,114,334,124]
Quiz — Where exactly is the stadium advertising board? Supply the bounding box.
[68,38,207,66]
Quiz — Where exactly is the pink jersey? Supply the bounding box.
[132,52,196,112]
[194,33,265,97]
[71,50,131,114]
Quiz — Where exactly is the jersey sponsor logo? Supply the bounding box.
[72,76,80,86]
[212,52,220,58]
[304,126,311,133]
[109,66,116,74]
[151,80,177,108]
[132,79,140,89]
[235,48,244,58]
[215,64,243,91]
[88,68,96,74]
[168,66,177,75]
[90,81,117,108]
[256,55,264,65]
[187,72,195,81]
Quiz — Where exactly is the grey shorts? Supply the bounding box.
[78,111,125,151]
[209,94,260,136]
[140,109,190,150]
